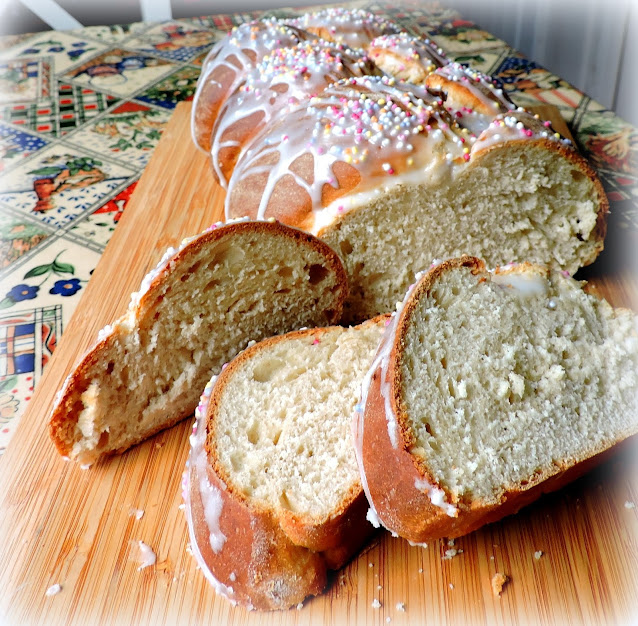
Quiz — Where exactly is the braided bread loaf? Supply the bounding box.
[193,10,608,324]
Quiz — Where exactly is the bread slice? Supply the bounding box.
[183,317,387,610]
[355,257,638,543]
[49,220,347,466]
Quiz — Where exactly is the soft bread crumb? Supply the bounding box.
[491,572,509,597]
[372,598,382,609]
[534,550,544,560]
[129,507,144,520]
[45,584,62,597]
[396,602,406,611]
[625,501,636,509]
[131,540,156,571]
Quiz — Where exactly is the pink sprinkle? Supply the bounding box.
[463,153,470,161]
[312,338,320,345]
[337,205,344,212]
[524,129,533,137]
[561,270,570,277]
[543,120,551,127]
[384,318,391,326]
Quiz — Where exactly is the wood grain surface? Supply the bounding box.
[0,102,636,626]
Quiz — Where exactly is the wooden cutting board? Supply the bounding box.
[1,102,637,626]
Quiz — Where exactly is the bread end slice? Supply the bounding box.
[356,257,638,543]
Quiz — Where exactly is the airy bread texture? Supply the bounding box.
[184,318,387,610]
[193,11,607,324]
[49,220,347,466]
[355,257,638,543]
[224,71,607,323]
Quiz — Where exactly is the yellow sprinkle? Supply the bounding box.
[463,147,470,154]
[554,132,560,138]
[266,217,276,223]
[378,98,386,106]
[352,147,358,154]
[345,155,352,163]
[407,157,414,166]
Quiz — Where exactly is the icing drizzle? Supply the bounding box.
[286,7,400,49]
[211,40,375,187]
[353,266,458,526]
[182,377,236,603]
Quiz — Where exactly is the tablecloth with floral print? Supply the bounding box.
[1,0,636,455]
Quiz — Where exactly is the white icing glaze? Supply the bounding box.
[132,540,156,570]
[182,377,237,604]
[414,477,457,517]
[287,7,400,49]
[471,111,570,155]
[211,40,374,187]
[491,271,549,297]
[192,18,307,151]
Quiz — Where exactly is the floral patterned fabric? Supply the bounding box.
[0,1,636,455]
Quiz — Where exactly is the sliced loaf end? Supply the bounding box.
[358,257,638,542]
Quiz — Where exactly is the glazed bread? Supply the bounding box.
[193,10,607,324]
[49,220,347,466]
[286,7,400,49]
[354,257,638,544]
[367,32,447,84]
[191,18,309,152]
[225,73,607,323]
[191,7,396,154]
[183,318,387,610]
[210,40,377,187]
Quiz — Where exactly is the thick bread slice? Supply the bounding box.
[354,257,638,543]
[183,317,387,610]
[49,220,347,466]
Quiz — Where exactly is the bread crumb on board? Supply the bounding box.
[625,501,636,509]
[491,572,509,597]
[396,602,406,612]
[371,598,382,609]
[534,550,544,560]
[45,584,62,597]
